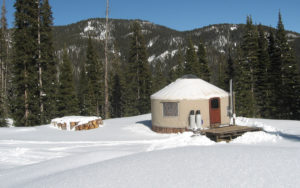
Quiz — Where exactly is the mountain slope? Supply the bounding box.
[52,18,300,85]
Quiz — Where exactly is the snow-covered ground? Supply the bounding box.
[0,114,300,188]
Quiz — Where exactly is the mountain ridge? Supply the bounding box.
[51,18,300,85]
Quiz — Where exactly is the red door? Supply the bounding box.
[209,97,221,126]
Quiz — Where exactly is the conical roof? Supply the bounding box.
[151,77,228,100]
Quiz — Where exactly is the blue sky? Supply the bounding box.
[2,0,300,32]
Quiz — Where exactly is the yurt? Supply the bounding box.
[151,75,230,133]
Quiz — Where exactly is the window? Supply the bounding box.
[163,102,178,117]
[211,98,219,109]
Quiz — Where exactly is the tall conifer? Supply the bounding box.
[110,62,125,118]
[12,0,40,126]
[56,48,79,116]
[152,60,167,92]
[78,62,89,115]
[267,29,281,118]
[275,12,300,119]
[197,42,210,81]
[124,21,151,116]
[175,46,185,79]
[40,0,57,122]
[223,51,235,91]
[235,16,258,117]
[255,24,270,117]
[184,39,197,75]
[85,36,103,116]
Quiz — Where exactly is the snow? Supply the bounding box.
[287,33,299,38]
[213,35,228,47]
[148,55,155,62]
[158,50,170,59]
[83,21,95,32]
[148,50,178,63]
[147,40,154,47]
[0,114,300,187]
[80,20,110,41]
[230,25,237,31]
[169,37,183,46]
[151,78,229,100]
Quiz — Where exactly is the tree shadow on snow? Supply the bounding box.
[266,131,300,142]
[136,120,152,129]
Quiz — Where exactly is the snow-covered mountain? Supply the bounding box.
[52,18,300,83]
[0,114,300,187]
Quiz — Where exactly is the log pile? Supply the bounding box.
[51,118,103,131]
[75,119,103,131]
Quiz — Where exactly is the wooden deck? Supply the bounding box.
[197,126,263,142]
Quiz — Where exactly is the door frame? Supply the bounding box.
[209,97,221,127]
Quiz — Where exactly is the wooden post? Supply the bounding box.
[233,92,236,126]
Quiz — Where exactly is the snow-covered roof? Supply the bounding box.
[151,77,229,100]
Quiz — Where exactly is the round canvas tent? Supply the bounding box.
[151,75,230,133]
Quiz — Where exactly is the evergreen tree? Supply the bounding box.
[12,0,40,126]
[197,42,210,81]
[56,48,79,116]
[267,29,281,118]
[85,36,103,116]
[184,39,197,75]
[235,16,259,117]
[255,24,270,118]
[78,63,89,115]
[110,62,125,118]
[152,60,167,92]
[169,46,184,82]
[275,12,300,119]
[175,46,185,79]
[124,21,151,116]
[223,51,235,91]
[40,0,57,122]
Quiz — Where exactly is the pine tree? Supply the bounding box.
[40,0,57,122]
[175,46,185,79]
[267,29,281,118]
[184,39,197,75]
[169,46,184,82]
[110,61,125,118]
[235,16,259,117]
[85,36,103,116]
[124,21,151,116]
[56,48,79,116]
[255,24,270,118]
[275,12,300,119]
[197,42,210,81]
[12,0,40,126]
[152,60,167,92]
[78,63,89,115]
[223,51,235,91]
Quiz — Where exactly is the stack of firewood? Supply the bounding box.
[52,118,103,131]
[74,119,103,130]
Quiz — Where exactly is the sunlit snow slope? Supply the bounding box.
[0,114,300,188]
